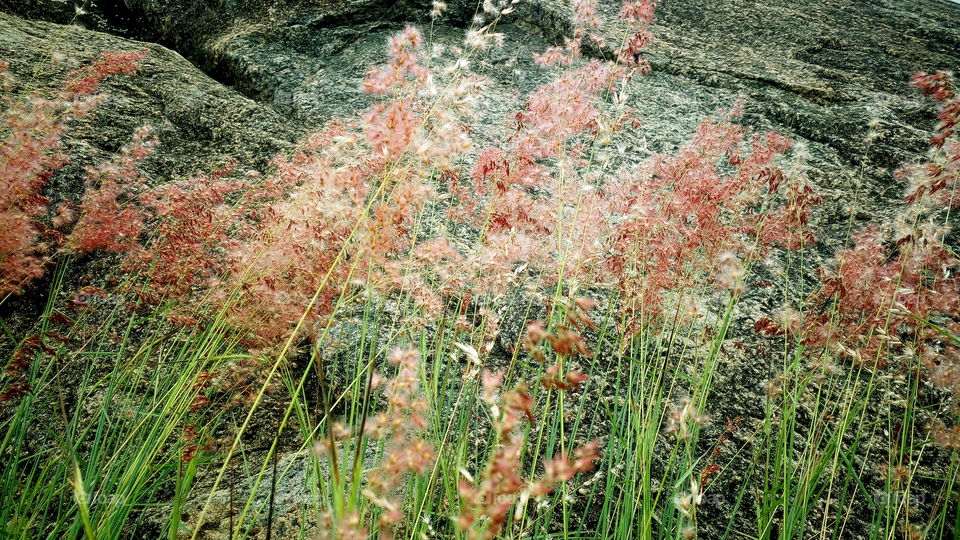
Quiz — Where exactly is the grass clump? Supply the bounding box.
[1,1,958,539]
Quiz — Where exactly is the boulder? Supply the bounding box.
[2,1,960,538]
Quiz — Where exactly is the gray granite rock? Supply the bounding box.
[2,1,960,538]
[28,0,953,248]
[0,11,295,198]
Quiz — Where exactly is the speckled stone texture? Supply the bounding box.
[1,0,959,537]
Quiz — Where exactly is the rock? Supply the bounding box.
[7,1,958,233]
[0,11,296,315]
[25,0,953,246]
[0,0,142,36]
[0,11,294,194]
[3,1,960,538]
[647,0,960,209]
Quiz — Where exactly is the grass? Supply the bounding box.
[2,243,959,539]
[1,6,959,540]
[4,219,955,539]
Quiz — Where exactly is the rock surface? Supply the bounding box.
[0,10,295,315]
[6,0,959,226]
[3,0,960,538]
[10,0,958,247]
[0,11,294,198]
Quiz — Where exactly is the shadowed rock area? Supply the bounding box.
[2,0,960,538]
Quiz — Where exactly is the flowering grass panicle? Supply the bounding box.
[0,51,146,296]
[520,297,595,389]
[127,164,247,305]
[743,70,960,448]
[795,73,959,369]
[195,28,485,343]
[117,0,827,349]
[361,348,435,537]
[605,111,819,333]
[456,372,599,538]
[902,71,960,208]
[0,334,58,402]
[444,58,635,293]
[69,126,157,254]
[11,2,960,539]
[362,27,430,96]
[832,229,957,351]
[63,50,147,99]
[616,0,660,72]
[41,3,680,346]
